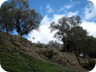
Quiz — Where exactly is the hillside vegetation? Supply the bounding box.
[0,31,74,72]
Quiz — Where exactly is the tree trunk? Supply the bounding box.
[18,32,23,36]
[61,37,67,52]
[16,24,23,36]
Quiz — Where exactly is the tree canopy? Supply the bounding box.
[50,16,81,52]
[50,16,96,58]
[0,0,42,36]
[66,26,87,54]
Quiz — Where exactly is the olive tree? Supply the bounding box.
[50,16,81,52]
[0,0,42,36]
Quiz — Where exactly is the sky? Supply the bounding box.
[0,0,96,44]
[28,0,96,44]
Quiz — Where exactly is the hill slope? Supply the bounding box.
[0,45,73,72]
[0,31,74,72]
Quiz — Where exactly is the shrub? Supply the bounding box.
[41,50,57,59]
[82,59,95,71]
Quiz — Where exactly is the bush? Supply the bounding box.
[40,50,57,59]
[82,59,95,71]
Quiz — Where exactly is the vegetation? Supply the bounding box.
[50,16,96,58]
[48,40,63,49]
[82,59,96,71]
[32,42,48,48]
[0,0,96,72]
[0,44,73,72]
[0,0,42,36]
[50,16,81,52]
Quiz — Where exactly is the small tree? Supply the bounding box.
[0,0,42,36]
[50,16,81,52]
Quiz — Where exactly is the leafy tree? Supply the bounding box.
[69,28,96,58]
[0,1,15,32]
[67,26,87,55]
[0,0,42,36]
[82,36,96,58]
[50,16,81,52]
[50,16,96,58]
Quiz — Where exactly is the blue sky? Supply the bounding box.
[0,0,96,44]
[28,0,96,44]
[29,0,95,21]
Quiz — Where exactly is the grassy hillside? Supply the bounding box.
[0,38,74,72]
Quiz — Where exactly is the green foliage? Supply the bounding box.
[50,16,81,52]
[82,59,95,71]
[0,0,42,36]
[0,44,74,72]
[50,16,96,58]
[48,40,63,49]
[33,42,48,48]
[67,26,87,54]
[82,36,96,58]
[41,50,57,59]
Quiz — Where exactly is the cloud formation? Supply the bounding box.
[66,11,78,17]
[28,11,96,44]
[46,4,54,13]
[80,21,96,37]
[59,4,72,11]
[89,0,96,7]
[84,1,96,20]
[28,14,64,44]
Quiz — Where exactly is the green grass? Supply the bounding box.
[0,43,74,72]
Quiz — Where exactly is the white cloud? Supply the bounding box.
[80,21,96,37]
[28,14,64,44]
[84,2,96,20]
[0,0,6,7]
[52,14,64,23]
[59,4,72,11]
[28,15,53,44]
[28,11,96,44]
[89,0,96,7]
[66,11,78,17]
[46,4,54,13]
[59,2,79,12]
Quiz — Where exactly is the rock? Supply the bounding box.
[53,52,80,66]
